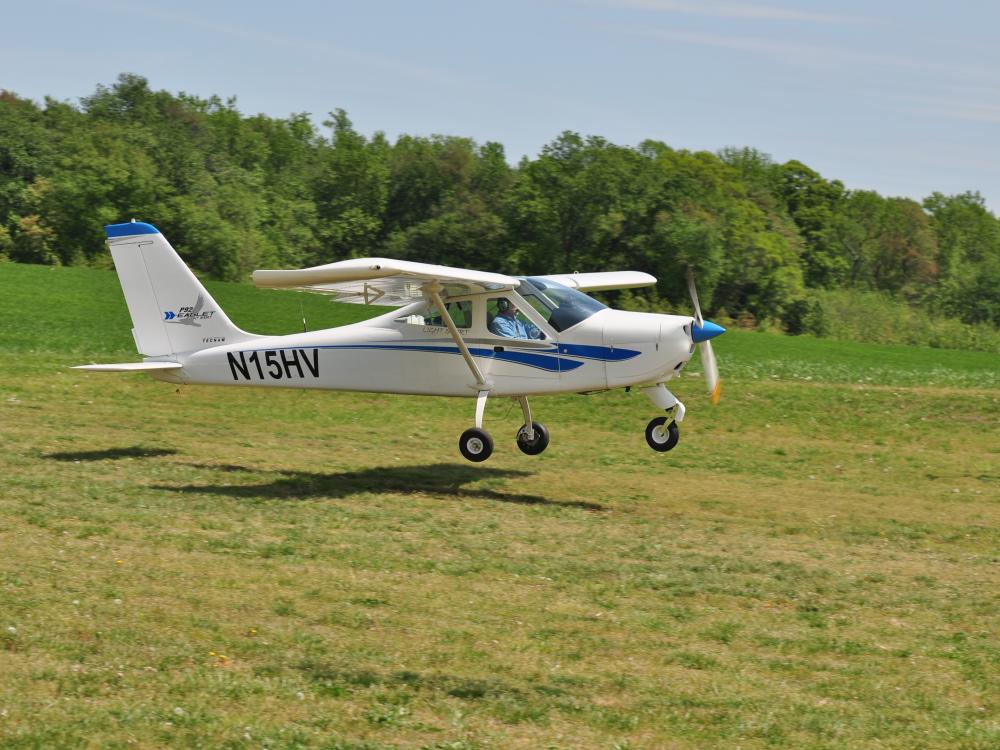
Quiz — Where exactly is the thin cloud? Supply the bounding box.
[588,0,872,24]
[827,139,1000,175]
[78,0,465,89]
[901,94,1000,125]
[612,26,921,69]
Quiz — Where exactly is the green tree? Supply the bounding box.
[924,192,1000,325]
[875,198,937,295]
[779,160,845,287]
[824,190,888,288]
[506,132,657,278]
[314,110,389,260]
[386,140,511,270]
[825,192,938,296]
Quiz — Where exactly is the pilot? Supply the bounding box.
[490,299,542,339]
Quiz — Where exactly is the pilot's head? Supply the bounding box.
[498,298,517,317]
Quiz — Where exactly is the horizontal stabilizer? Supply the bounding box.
[72,361,182,372]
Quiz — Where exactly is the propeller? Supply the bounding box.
[686,268,723,405]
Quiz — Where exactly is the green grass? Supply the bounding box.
[1,261,998,749]
[0,262,374,356]
[715,329,1000,388]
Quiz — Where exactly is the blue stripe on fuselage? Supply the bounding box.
[316,343,583,373]
[556,343,640,361]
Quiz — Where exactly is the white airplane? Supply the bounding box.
[76,221,725,462]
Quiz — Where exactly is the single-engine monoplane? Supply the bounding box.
[76,221,725,461]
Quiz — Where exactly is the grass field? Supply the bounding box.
[1,262,998,749]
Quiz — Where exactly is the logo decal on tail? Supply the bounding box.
[164,294,216,327]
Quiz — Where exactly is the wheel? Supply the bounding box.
[516,421,550,455]
[645,416,679,452]
[459,427,494,462]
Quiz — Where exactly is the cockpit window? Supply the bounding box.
[520,277,607,332]
[393,300,471,328]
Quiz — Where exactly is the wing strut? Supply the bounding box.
[425,284,490,390]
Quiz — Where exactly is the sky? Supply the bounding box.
[3,0,999,211]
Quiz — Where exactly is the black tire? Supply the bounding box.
[516,421,550,455]
[459,427,494,462]
[645,416,679,452]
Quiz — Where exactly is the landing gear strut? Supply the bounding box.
[642,383,684,453]
[458,389,495,462]
[458,393,549,462]
[515,395,549,455]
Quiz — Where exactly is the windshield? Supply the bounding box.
[520,277,607,332]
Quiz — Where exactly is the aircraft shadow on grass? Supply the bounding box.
[159,462,607,512]
[45,445,179,462]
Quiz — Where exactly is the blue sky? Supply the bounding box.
[4,0,999,211]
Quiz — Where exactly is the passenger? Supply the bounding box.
[490,299,542,339]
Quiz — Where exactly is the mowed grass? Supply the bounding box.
[1,262,998,749]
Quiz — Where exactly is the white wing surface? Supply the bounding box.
[73,361,182,372]
[252,257,519,305]
[535,271,656,292]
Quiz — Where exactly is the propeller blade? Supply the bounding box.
[686,267,704,328]
[700,340,721,406]
[687,266,722,404]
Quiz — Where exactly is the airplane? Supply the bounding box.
[75,221,726,462]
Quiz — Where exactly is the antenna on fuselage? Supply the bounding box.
[299,297,308,332]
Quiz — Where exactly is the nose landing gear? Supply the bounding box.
[642,383,684,453]
[645,416,679,452]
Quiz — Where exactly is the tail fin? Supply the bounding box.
[105,221,251,357]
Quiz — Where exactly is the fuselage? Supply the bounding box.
[155,305,697,398]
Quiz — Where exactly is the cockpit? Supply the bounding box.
[390,276,607,340]
[518,277,607,332]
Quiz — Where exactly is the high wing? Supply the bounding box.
[534,271,656,292]
[253,257,520,305]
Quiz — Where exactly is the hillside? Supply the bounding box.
[3,74,1000,347]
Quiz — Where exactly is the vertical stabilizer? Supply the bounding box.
[105,222,251,357]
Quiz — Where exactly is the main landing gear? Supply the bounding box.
[517,421,549,455]
[459,427,494,462]
[642,383,685,453]
[458,392,548,462]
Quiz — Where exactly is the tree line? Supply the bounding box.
[3,74,999,336]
